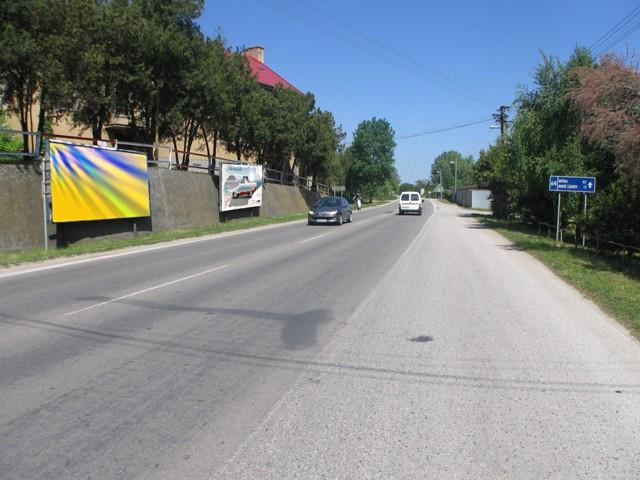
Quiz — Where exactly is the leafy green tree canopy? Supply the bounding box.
[429,151,474,191]
[347,117,396,201]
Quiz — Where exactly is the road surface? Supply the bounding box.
[1,201,639,479]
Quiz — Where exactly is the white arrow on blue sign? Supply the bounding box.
[549,176,596,193]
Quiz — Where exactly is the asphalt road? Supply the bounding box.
[2,200,639,479]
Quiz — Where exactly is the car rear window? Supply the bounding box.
[316,197,339,207]
[401,194,410,201]
[411,194,419,201]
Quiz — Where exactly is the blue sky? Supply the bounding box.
[199,0,640,182]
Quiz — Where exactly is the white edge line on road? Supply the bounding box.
[63,264,229,317]
[0,202,397,281]
[298,231,335,244]
[214,204,437,478]
[357,218,371,225]
[0,221,302,280]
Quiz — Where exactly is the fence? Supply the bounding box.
[0,129,328,193]
[264,167,328,193]
[0,128,41,161]
[515,216,640,260]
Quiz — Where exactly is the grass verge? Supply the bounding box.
[0,213,306,268]
[484,218,640,339]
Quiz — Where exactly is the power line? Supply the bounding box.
[595,19,640,56]
[257,0,498,108]
[292,0,498,106]
[465,129,495,158]
[590,5,640,56]
[590,6,640,51]
[396,117,493,139]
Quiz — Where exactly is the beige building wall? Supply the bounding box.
[5,102,252,164]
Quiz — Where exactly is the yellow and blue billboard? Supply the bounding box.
[50,141,151,223]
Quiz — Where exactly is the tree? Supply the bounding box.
[0,109,23,156]
[114,0,205,147]
[199,36,235,162]
[266,87,315,173]
[297,108,345,187]
[568,53,640,247]
[218,51,260,162]
[415,178,432,194]
[399,182,417,193]
[477,48,596,220]
[325,148,352,192]
[65,0,122,142]
[474,140,513,218]
[569,53,640,170]
[161,29,211,166]
[347,118,396,202]
[429,151,474,193]
[0,0,48,152]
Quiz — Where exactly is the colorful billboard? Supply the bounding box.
[220,163,263,212]
[50,141,150,223]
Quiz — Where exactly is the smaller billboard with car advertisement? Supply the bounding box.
[220,163,263,212]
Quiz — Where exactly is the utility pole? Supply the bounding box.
[493,105,510,138]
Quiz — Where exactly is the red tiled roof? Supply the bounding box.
[245,55,301,93]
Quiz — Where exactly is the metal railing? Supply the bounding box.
[1,130,331,194]
[0,129,41,160]
[516,217,640,259]
[263,167,328,193]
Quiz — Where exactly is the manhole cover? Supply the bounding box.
[410,335,433,343]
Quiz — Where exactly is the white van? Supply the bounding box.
[398,191,423,215]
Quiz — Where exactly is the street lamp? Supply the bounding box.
[436,170,442,199]
[450,159,458,202]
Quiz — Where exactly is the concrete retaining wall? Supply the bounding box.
[148,168,219,231]
[0,164,321,250]
[0,164,45,250]
[260,183,317,217]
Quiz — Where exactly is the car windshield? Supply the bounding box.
[411,194,419,201]
[315,197,340,208]
[401,194,410,201]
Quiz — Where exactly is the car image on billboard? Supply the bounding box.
[220,164,263,212]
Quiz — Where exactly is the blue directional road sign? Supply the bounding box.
[549,176,596,193]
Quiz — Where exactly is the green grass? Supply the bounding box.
[484,218,640,338]
[0,213,306,268]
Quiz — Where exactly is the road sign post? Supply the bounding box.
[332,185,345,197]
[549,176,596,245]
[582,193,588,247]
[556,193,561,242]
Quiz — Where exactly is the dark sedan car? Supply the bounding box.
[308,196,352,225]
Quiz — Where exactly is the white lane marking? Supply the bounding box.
[298,231,335,244]
[63,264,229,317]
[357,218,371,225]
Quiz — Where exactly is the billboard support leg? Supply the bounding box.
[41,142,49,251]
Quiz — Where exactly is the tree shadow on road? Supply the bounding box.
[69,297,332,351]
